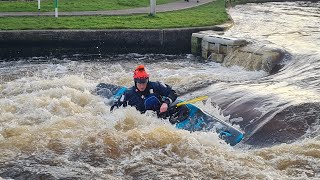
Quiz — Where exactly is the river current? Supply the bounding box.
[0,1,320,179]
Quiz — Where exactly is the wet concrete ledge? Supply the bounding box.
[0,26,225,59]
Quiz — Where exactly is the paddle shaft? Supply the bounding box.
[176,96,209,107]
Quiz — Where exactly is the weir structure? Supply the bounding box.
[191,31,290,73]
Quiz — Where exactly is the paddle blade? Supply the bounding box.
[176,96,209,107]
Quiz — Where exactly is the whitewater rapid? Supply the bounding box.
[1,1,320,179]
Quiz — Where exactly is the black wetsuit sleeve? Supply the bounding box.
[153,82,177,105]
[166,90,178,104]
[123,87,146,113]
[110,90,128,111]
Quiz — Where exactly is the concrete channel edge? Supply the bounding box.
[0,26,227,59]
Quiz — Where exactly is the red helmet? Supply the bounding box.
[133,65,149,83]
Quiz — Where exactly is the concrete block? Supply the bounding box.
[191,36,202,56]
[209,53,225,63]
[203,35,247,46]
[192,32,206,39]
[201,40,209,51]
[202,49,209,59]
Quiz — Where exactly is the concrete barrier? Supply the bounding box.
[191,31,290,73]
[195,33,247,62]
[0,26,225,58]
[203,35,247,46]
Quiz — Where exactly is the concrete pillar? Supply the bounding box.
[150,0,156,16]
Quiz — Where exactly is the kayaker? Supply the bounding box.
[111,64,178,117]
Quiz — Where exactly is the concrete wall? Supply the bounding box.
[0,26,225,58]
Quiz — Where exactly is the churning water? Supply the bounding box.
[0,1,320,179]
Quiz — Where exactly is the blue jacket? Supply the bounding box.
[119,81,177,113]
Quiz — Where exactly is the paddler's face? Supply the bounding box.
[136,82,147,91]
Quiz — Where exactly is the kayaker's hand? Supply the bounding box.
[160,103,168,113]
[110,101,120,112]
[110,100,126,112]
